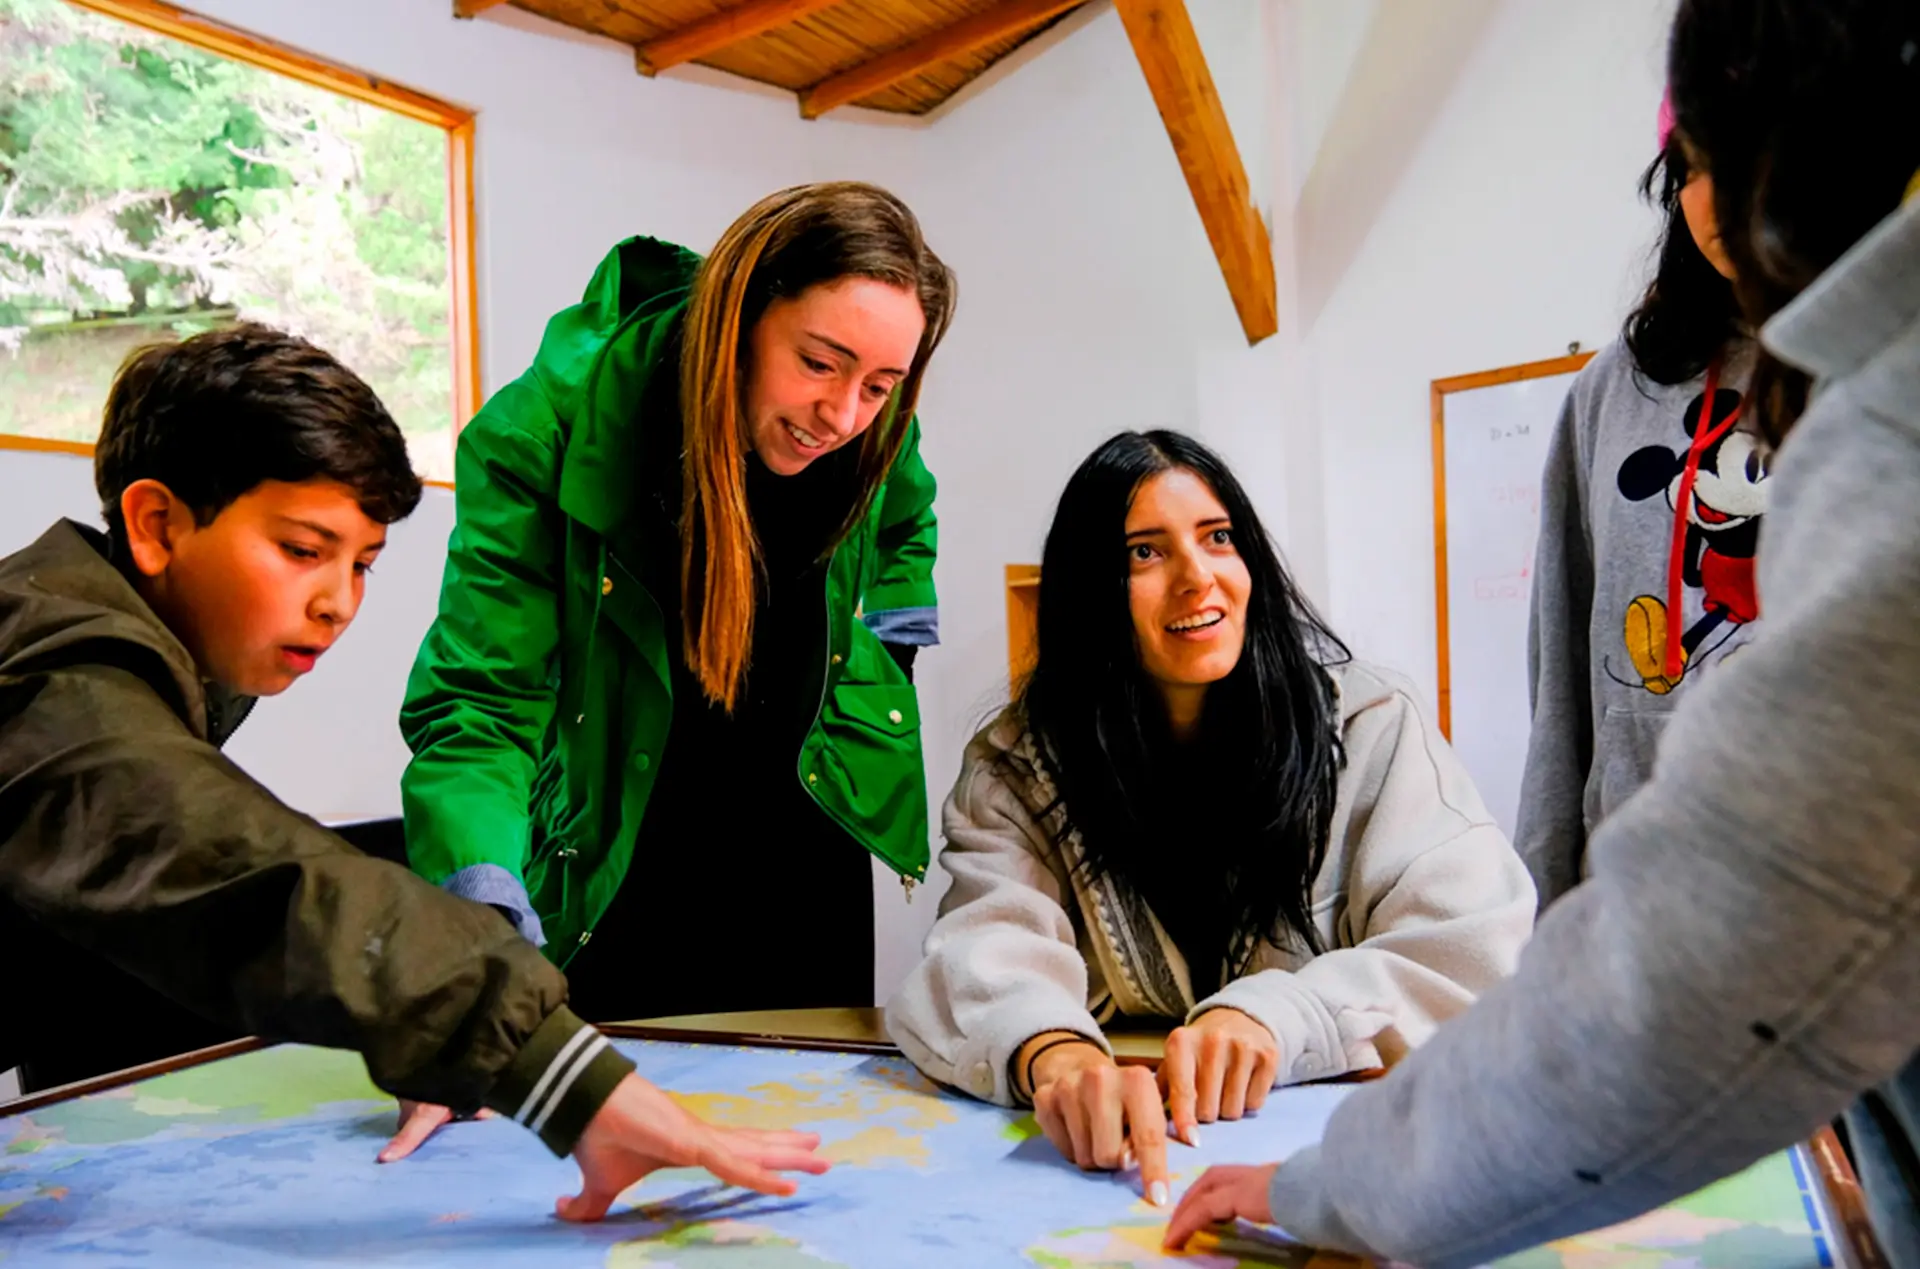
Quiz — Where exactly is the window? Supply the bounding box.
[0,0,476,482]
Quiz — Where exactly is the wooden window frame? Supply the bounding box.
[2,0,479,488]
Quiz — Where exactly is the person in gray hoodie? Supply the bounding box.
[1164,0,1920,1263]
[1517,97,1791,906]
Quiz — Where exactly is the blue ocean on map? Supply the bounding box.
[0,1040,1833,1267]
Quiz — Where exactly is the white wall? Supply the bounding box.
[0,452,99,552]
[1290,0,1675,710]
[0,0,938,819]
[0,448,455,820]
[174,0,928,405]
[898,0,1681,780]
[1,0,937,999]
[1,0,1683,1009]
[889,0,1282,996]
[0,0,1283,1005]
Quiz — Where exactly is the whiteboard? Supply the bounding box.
[1435,358,1588,837]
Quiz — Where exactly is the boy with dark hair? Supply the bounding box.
[0,325,826,1220]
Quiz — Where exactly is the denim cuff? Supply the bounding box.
[864,605,939,646]
[441,863,546,947]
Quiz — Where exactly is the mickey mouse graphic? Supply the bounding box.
[1613,373,1771,694]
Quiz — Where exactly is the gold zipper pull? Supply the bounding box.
[901,874,917,903]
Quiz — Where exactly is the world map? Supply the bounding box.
[1,1039,1837,1266]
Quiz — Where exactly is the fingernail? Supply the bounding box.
[1150,1181,1170,1207]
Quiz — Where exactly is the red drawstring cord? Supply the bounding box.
[1663,358,1744,678]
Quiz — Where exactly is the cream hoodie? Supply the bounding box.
[885,659,1536,1107]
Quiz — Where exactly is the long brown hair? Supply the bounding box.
[677,182,956,709]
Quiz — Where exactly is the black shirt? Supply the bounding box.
[561,437,876,1021]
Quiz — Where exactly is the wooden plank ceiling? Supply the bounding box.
[456,0,1276,345]
[457,0,1092,118]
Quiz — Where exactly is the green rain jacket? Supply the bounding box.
[399,237,939,963]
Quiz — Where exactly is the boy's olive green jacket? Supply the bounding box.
[0,521,630,1157]
[399,237,939,962]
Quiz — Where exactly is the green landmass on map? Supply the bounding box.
[1003,1113,1044,1143]
[1671,1152,1805,1223]
[1017,1153,1826,1269]
[8,1047,389,1147]
[609,1219,848,1267]
[1488,1155,1823,1269]
[1025,1218,1328,1267]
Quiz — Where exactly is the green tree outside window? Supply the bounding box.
[0,0,460,479]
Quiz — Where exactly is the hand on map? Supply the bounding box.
[557,1072,831,1222]
[1023,1009,1279,1209]
[1160,1162,1279,1251]
[379,1100,493,1163]
[1159,1008,1282,1146]
[1027,1039,1174,1206]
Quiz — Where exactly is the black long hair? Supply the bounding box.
[1669,0,1920,441]
[1622,140,1745,386]
[1017,431,1349,991]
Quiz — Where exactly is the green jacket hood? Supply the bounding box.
[536,236,702,540]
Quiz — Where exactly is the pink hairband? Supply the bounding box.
[1658,87,1676,150]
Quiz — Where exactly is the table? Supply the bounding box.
[0,1010,1876,1267]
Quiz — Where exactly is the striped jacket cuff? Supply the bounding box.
[486,1006,634,1156]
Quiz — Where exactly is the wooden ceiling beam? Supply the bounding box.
[452,0,511,18]
[1112,0,1276,344]
[799,0,1086,119]
[636,0,846,76]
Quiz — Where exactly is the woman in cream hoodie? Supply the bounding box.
[886,430,1535,1205]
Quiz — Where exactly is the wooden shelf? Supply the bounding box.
[1004,564,1040,690]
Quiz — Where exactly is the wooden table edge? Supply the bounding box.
[1,1037,268,1116]
[599,1021,902,1056]
[0,1024,1379,1116]
[1809,1124,1891,1269]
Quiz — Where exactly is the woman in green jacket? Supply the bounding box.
[398,181,953,1033]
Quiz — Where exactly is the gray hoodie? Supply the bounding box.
[1517,338,1766,906]
[1263,198,1920,1268]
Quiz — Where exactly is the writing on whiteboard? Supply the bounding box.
[1439,364,1584,839]
[1473,570,1531,602]
[1488,482,1538,511]
[1470,480,1540,603]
